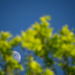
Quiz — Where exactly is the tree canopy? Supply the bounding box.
[0,15,75,75]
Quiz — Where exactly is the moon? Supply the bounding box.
[12,51,21,62]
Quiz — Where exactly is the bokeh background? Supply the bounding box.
[0,0,75,75]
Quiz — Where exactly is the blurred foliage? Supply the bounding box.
[0,15,75,75]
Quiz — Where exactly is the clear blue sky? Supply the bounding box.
[0,0,75,75]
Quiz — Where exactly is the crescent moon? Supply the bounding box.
[12,51,21,62]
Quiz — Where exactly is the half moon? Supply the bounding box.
[12,51,21,62]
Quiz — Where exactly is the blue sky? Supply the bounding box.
[0,0,75,34]
[0,0,75,75]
